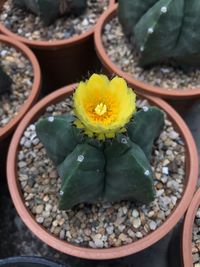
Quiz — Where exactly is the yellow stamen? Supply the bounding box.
[95,103,107,116]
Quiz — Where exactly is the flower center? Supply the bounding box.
[94,102,107,116]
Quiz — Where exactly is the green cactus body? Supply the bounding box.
[118,0,200,67]
[104,135,155,204]
[118,0,158,36]
[127,107,165,159]
[36,107,164,210]
[13,0,87,25]
[0,66,12,95]
[36,114,82,165]
[58,143,105,209]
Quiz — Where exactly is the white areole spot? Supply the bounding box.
[77,155,84,162]
[148,27,154,34]
[161,6,167,13]
[48,116,54,122]
[142,106,149,112]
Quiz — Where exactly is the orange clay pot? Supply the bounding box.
[7,84,198,260]
[0,35,41,141]
[94,4,200,113]
[0,1,114,93]
[182,188,200,267]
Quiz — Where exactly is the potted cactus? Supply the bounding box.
[36,75,164,209]
[7,74,198,259]
[94,2,200,110]
[0,0,114,92]
[12,0,87,26]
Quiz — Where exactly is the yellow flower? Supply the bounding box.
[73,74,136,140]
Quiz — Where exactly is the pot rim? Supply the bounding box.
[182,187,200,267]
[7,84,199,260]
[94,4,200,99]
[0,256,64,267]
[0,34,41,141]
[0,1,114,49]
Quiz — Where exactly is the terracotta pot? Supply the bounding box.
[0,1,113,93]
[94,4,200,112]
[0,35,41,141]
[110,0,116,5]
[0,257,66,267]
[7,84,198,260]
[182,188,200,267]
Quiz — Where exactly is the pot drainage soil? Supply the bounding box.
[0,42,33,128]
[102,17,200,91]
[17,97,185,249]
[192,207,200,266]
[0,0,109,41]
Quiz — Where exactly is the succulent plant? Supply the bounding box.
[0,66,12,95]
[118,0,200,67]
[36,75,165,210]
[13,0,87,25]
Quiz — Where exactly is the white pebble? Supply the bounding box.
[94,239,104,248]
[162,167,169,175]
[132,209,139,218]
[136,232,143,238]
[142,106,149,112]
[149,221,157,230]
[133,218,141,229]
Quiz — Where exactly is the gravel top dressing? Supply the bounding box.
[0,0,109,41]
[192,207,200,266]
[0,42,33,128]
[17,96,185,249]
[102,17,200,91]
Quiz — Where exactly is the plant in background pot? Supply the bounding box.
[7,74,198,260]
[0,34,40,175]
[0,0,114,92]
[94,2,200,113]
[0,66,12,95]
[182,188,200,267]
[0,35,41,141]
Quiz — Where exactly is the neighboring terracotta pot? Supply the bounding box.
[7,84,198,260]
[0,35,40,176]
[182,188,200,267]
[94,4,200,112]
[0,35,41,141]
[0,1,113,93]
[0,257,66,267]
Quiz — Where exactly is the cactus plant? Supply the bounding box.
[13,0,87,25]
[118,0,200,67]
[36,74,165,210]
[0,66,12,95]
